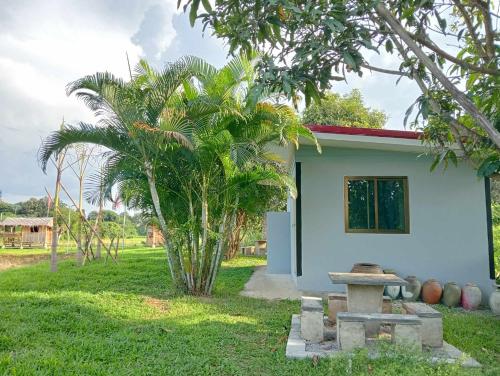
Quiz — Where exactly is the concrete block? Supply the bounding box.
[301,297,324,343]
[402,302,442,347]
[419,317,443,348]
[393,324,422,351]
[337,321,365,351]
[328,293,347,322]
[347,284,384,336]
[243,246,255,256]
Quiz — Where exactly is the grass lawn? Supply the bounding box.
[0,237,147,257]
[0,249,498,375]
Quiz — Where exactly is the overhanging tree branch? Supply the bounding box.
[407,32,499,76]
[375,3,500,150]
[360,63,410,77]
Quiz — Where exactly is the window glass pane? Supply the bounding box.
[347,179,375,230]
[377,179,406,231]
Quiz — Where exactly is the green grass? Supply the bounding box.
[0,237,147,257]
[0,249,498,375]
[492,225,500,279]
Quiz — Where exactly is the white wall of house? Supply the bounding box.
[292,146,494,298]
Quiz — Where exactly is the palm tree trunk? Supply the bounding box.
[145,164,180,287]
[196,181,209,291]
[206,211,229,295]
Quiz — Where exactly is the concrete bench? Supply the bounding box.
[402,302,443,348]
[241,246,255,256]
[328,293,392,323]
[337,312,422,351]
[300,296,324,343]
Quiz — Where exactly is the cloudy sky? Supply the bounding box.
[0,0,420,208]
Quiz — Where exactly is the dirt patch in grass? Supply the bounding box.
[0,253,72,271]
[0,254,49,271]
[144,297,169,313]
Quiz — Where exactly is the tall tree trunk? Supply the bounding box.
[76,174,84,266]
[196,181,209,291]
[226,211,246,259]
[375,3,500,149]
[145,164,181,287]
[206,211,229,295]
[50,152,65,272]
[95,192,103,259]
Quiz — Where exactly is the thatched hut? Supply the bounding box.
[0,217,53,249]
[146,224,164,248]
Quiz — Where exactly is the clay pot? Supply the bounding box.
[401,276,421,301]
[421,279,442,304]
[351,263,383,274]
[489,285,500,315]
[461,283,482,311]
[385,285,401,299]
[442,282,461,307]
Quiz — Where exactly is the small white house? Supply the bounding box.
[266,125,495,298]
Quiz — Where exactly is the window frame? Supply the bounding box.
[344,176,410,234]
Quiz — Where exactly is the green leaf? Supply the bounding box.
[385,39,393,53]
[201,0,212,13]
[324,18,345,32]
[404,101,416,127]
[189,0,201,26]
[343,52,357,69]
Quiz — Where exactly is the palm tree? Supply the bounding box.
[39,53,320,295]
[39,57,200,285]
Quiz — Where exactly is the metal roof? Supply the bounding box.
[307,125,422,140]
[0,217,53,227]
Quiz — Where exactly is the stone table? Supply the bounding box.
[329,272,408,335]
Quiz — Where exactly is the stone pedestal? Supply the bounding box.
[393,324,422,350]
[402,302,443,347]
[337,321,365,351]
[300,297,324,343]
[347,285,384,336]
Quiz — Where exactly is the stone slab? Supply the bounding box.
[402,302,442,318]
[301,296,323,312]
[329,272,408,286]
[337,312,421,325]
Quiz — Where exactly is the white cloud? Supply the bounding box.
[0,0,422,208]
[0,0,169,205]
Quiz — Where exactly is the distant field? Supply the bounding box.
[0,236,147,257]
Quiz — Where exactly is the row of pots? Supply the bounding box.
[383,275,500,314]
[349,264,500,313]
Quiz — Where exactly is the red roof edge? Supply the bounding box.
[307,124,422,140]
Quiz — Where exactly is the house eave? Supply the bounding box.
[302,132,434,154]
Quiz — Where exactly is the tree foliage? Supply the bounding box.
[39,53,318,295]
[302,89,387,128]
[182,0,499,174]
